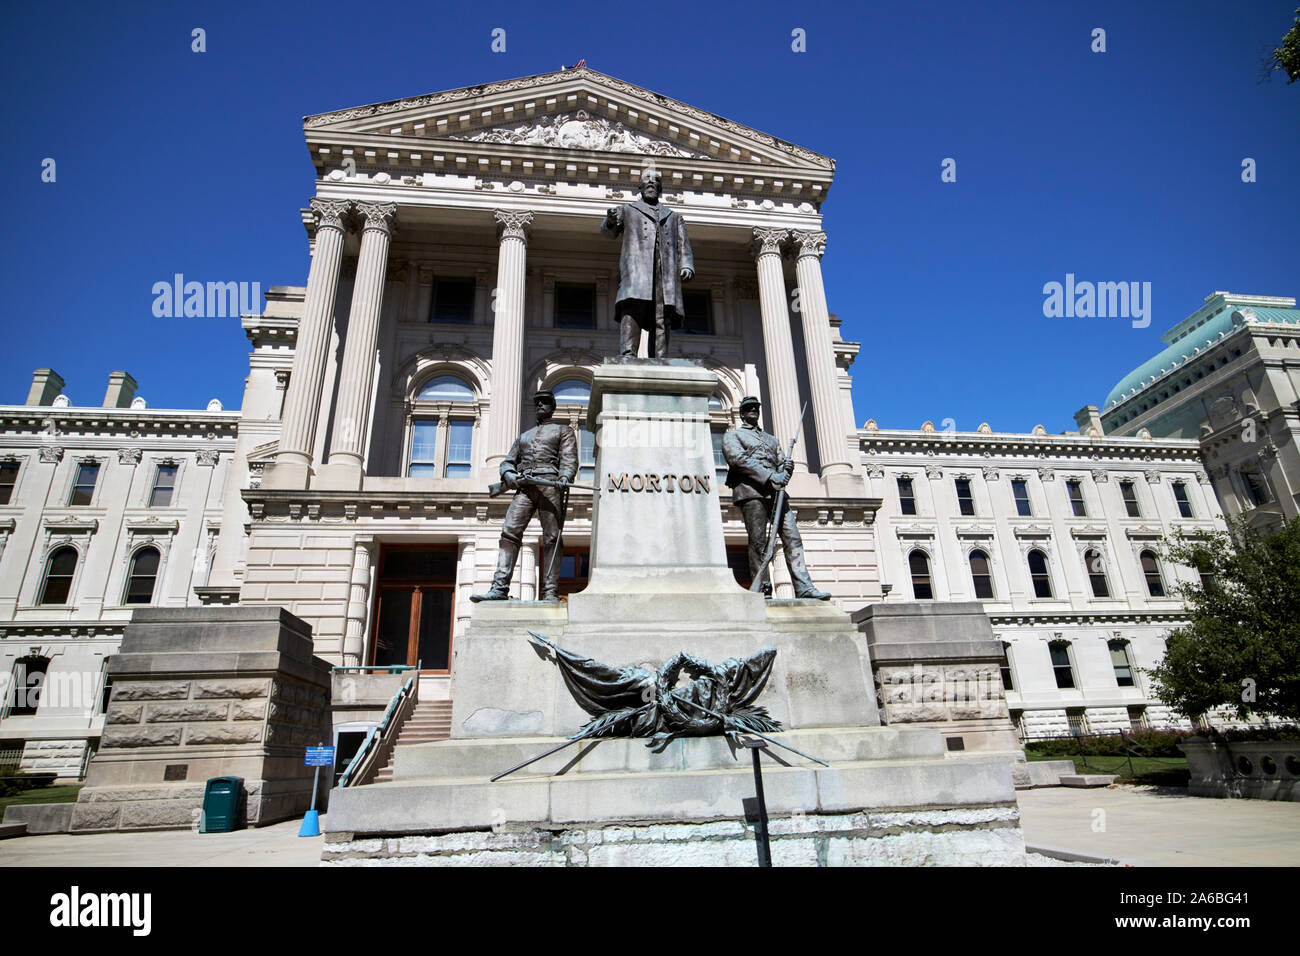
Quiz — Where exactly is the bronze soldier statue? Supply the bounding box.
[601,167,694,358]
[722,396,830,600]
[471,390,578,603]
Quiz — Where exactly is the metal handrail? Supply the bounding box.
[337,663,421,788]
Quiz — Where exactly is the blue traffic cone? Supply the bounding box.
[298,809,320,837]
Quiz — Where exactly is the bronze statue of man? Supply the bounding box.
[471,390,578,603]
[722,395,830,600]
[601,168,694,358]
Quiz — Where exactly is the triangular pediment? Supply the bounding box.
[303,67,832,173]
[448,110,711,160]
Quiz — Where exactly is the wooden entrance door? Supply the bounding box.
[370,547,457,673]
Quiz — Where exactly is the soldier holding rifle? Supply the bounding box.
[721,396,830,601]
[472,389,594,603]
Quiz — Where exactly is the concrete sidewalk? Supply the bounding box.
[1017,785,1300,866]
[0,816,324,867]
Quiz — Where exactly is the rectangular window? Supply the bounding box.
[554,283,596,329]
[1172,481,1193,518]
[149,464,178,508]
[430,278,475,324]
[1049,643,1075,689]
[1011,479,1031,516]
[1241,469,1269,508]
[999,644,1014,692]
[1066,708,1087,736]
[445,420,473,477]
[0,461,18,504]
[1127,706,1147,733]
[681,291,713,335]
[1119,480,1140,518]
[711,430,729,486]
[68,462,100,506]
[1066,479,1087,517]
[408,421,439,478]
[409,419,474,478]
[578,426,596,484]
[955,478,975,516]
[897,477,916,516]
[1109,642,1135,687]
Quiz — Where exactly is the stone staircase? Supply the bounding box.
[372,700,452,783]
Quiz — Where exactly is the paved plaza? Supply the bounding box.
[1,785,1297,866]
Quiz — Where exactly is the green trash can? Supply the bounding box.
[200,776,246,833]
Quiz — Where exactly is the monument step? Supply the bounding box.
[393,726,945,782]
[328,753,1017,836]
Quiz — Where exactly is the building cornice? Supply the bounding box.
[242,489,880,527]
[0,406,239,440]
[858,429,1202,461]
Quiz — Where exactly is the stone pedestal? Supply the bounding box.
[572,361,745,620]
[70,607,332,832]
[853,601,1020,755]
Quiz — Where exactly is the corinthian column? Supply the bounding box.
[752,227,808,472]
[791,230,853,481]
[321,202,397,487]
[484,209,533,471]
[266,198,350,489]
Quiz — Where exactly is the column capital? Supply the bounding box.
[494,208,534,242]
[309,198,352,233]
[790,229,828,260]
[751,227,788,258]
[355,201,398,236]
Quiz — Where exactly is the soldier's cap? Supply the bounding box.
[739,395,762,410]
[534,389,556,405]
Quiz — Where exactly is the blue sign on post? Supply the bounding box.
[305,746,335,767]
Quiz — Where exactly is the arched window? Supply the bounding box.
[909,550,933,600]
[409,373,477,478]
[1084,548,1110,599]
[552,379,591,405]
[1140,550,1165,598]
[969,549,994,599]
[1027,549,1053,598]
[550,377,595,482]
[39,547,78,605]
[124,547,161,605]
[415,375,475,401]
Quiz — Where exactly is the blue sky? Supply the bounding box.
[2,0,1296,433]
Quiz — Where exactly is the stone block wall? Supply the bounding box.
[321,806,1026,867]
[854,601,1019,753]
[69,606,331,832]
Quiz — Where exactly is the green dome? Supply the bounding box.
[1104,306,1300,411]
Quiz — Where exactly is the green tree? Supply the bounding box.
[1147,517,1300,723]
[1269,7,1300,83]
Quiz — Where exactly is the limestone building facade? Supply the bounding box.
[860,421,1221,738]
[0,372,237,773]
